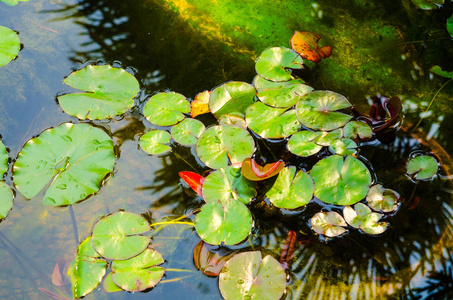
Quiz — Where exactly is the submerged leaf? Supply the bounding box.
[193,240,235,277]
[411,0,444,10]
[291,31,332,64]
[143,92,190,126]
[430,65,453,79]
[0,26,20,67]
[311,211,347,237]
[140,130,171,155]
[190,90,211,117]
[255,47,303,81]
[241,158,284,181]
[179,171,204,197]
[407,155,438,180]
[209,81,256,119]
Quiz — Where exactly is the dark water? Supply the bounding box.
[0,0,453,299]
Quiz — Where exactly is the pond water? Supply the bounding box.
[1,0,453,299]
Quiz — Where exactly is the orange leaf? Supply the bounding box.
[241,158,284,181]
[291,31,332,64]
[190,90,211,117]
[193,240,235,277]
[179,171,204,196]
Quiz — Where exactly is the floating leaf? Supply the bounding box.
[447,15,453,38]
[311,211,347,237]
[13,123,115,206]
[329,138,357,156]
[196,125,255,169]
[411,0,444,10]
[58,65,139,120]
[139,130,171,155]
[290,31,332,64]
[171,118,205,146]
[209,81,256,119]
[219,251,286,300]
[314,129,342,146]
[253,75,313,108]
[430,65,453,79]
[343,203,388,235]
[190,90,211,117]
[0,140,12,219]
[296,90,352,131]
[202,166,256,204]
[0,26,20,67]
[195,199,253,246]
[111,248,165,292]
[287,131,322,157]
[255,47,303,81]
[310,155,372,205]
[68,237,107,299]
[343,121,373,140]
[241,158,284,181]
[279,230,297,270]
[366,184,399,212]
[143,92,190,126]
[266,166,314,209]
[0,0,29,5]
[407,155,438,180]
[92,211,151,260]
[218,113,247,129]
[193,240,235,277]
[246,102,301,139]
[179,171,204,197]
[103,273,123,293]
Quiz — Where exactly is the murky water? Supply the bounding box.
[1,0,453,299]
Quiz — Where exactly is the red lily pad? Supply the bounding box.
[241,158,284,181]
[179,171,204,197]
[193,240,235,277]
[291,31,332,64]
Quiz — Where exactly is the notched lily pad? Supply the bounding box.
[218,113,248,129]
[255,47,303,82]
[241,158,284,181]
[13,123,115,206]
[296,90,352,131]
[290,31,332,64]
[311,211,347,237]
[366,184,400,212]
[143,92,190,126]
[329,138,357,156]
[190,90,211,117]
[92,211,151,260]
[0,0,29,5]
[58,65,139,120]
[407,155,438,180]
[193,240,235,277]
[209,81,256,119]
[314,129,342,146]
[287,131,322,157]
[0,140,12,220]
[0,26,20,67]
[343,121,373,140]
[171,118,205,146]
[140,130,171,155]
[219,251,286,300]
[343,203,388,235]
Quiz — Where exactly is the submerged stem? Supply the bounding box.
[69,205,79,244]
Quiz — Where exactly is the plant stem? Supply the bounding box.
[165,268,196,272]
[150,221,194,227]
[171,150,199,172]
[69,205,79,244]
[384,37,450,52]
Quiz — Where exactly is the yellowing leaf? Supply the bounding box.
[191,90,211,117]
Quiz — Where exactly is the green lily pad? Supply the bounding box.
[311,211,347,237]
[68,237,108,299]
[310,155,372,205]
[196,125,255,169]
[429,65,453,79]
[171,118,205,146]
[0,140,7,176]
[92,211,151,260]
[0,26,20,67]
[329,138,357,156]
[195,199,253,246]
[296,90,352,131]
[287,131,322,157]
[219,251,286,300]
[103,273,123,293]
[411,0,444,10]
[253,75,313,108]
[366,184,399,212]
[0,0,29,5]
[140,130,171,155]
[57,65,140,120]
[0,140,12,219]
[343,203,388,235]
[209,81,256,119]
[202,166,256,205]
[111,248,165,292]
[255,47,303,81]
[343,121,373,140]
[447,15,453,38]
[266,166,314,209]
[407,155,438,180]
[143,92,190,126]
[218,113,248,129]
[314,129,342,146]
[246,102,301,139]
[13,123,115,206]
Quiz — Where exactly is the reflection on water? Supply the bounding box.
[0,0,453,299]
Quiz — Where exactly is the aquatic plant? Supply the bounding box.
[0,26,20,67]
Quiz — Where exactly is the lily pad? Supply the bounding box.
[448,15,453,38]
[195,199,253,246]
[241,158,284,181]
[290,31,332,64]
[58,65,140,120]
[209,81,256,119]
[68,237,108,299]
[343,121,373,140]
[329,138,357,156]
[218,113,248,129]
[407,155,438,180]
[313,129,342,146]
[143,92,190,126]
[255,47,303,82]
[366,184,399,212]
[0,26,20,67]
[343,203,388,235]
[103,273,123,293]
[287,131,322,157]
[190,90,211,117]
[92,211,151,260]
[219,251,286,300]
[171,118,205,146]
[246,102,301,139]
[193,240,235,277]
[196,125,255,169]
[13,123,115,206]
[179,171,204,197]
[266,166,314,209]
[296,90,352,131]
[253,75,313,108]
[411,0,444,10]
[430,65,453,79]
[140,130,171,155]
[0,141,12,219]
[202,166,256,205]
[111,248,165,292]
[311,211,347,237]
[310,155,372,205]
